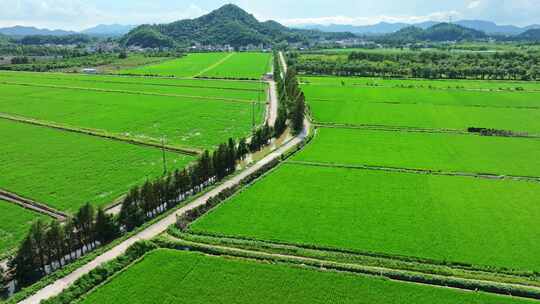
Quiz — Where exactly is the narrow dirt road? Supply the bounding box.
[19,69,310,304]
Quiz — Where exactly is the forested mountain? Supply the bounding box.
[0,33,10,44]
[18,34,93,45]
[122,4,354,48]
[518,29,540,41]
[380,23,487,43]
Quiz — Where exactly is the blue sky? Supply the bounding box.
[0,0,539,30]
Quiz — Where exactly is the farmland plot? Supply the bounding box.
[119,53,230,77]
[0,83,265,149]
[0,70,266,90]
[301,76,540,92]
[293,128,540,177]
[0,72,263,101]
[307,100,540,133]
[200,52,272,79]
[80,249,534,304]
[301,84,540,133]
[191,164,540,272]
[0,119,194,212]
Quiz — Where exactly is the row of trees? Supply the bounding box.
[294,50,540,80]
[8,130,275,290]
[11,204,118,285]
[273,52,305,135]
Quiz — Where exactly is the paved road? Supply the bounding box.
[266,80,278,127]
[19,54,308,304]
[279,51,288,74]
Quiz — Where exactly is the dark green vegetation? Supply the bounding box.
[0,200,46,258]
[18,34,92,46]
[0,119,194,212]
[294,128,540,177]
[0,53,170,73]
[378,23,487,44]
[12,204,119,285]
[292,49,540,80]
[191,163,540,272]
[122,4,354,48]
[79,249,534,304]
[518,29,540,41]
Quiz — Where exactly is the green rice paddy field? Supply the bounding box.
[0,71,265,90]
[0,72,264,101]
[120,53,229,77]
[121,52,272,79]
[0,119,194,212]
[0,83,265,149]
[191,164,540,272]
[80,249,534,304]
[301,83,540,132]
[294,128,540,177]
[301,76,540,91]
[0,200,45,257]
[200,52,272,79]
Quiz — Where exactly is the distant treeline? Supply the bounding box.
[18,34,94,46]
[293,50,540,80]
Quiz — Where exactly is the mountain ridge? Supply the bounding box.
[297,20,539,35]
[0,25,76,37]
[122,4,355,48]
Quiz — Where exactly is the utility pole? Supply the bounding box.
[161,137,167,175]
[252,99,256,132]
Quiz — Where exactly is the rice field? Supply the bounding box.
[0,83,265,149]
[80,249,535,304]
[119,53,230,77]
[301,76,540,91]
[0,71,264,101]
[0,200,45,257]
[0,119,194,212]
[191,164,540,272]
[200,52,272,79]
[294,128,540,177]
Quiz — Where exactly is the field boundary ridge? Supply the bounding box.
[0,189,67,220]
[286,160,540,182]
[160,235,540,301]
[0,112,202,156]
[0,81,260,104]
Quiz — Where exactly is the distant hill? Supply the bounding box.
[381,23,487,43]
[518,29,540,41]
[0,33,10,44]
[297,20,536,36]
[82,24,138,37]
[123,4,354,48]
[0,26,76,37]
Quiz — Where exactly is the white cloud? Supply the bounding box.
[467,0,482,9]
[281,11,462,26]
[0,0,207,30]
